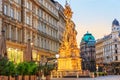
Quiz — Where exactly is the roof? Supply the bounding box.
[81,32,95,43]
[112,19,119,26]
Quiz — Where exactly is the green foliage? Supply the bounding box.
[0,57,38,76]
[27,61,38,75]
[16,62,26,75]
[0,57,9,75]
[16,61,38,75]
[0,57,16,76]
[4,61,16,76]
[94,72,107,76]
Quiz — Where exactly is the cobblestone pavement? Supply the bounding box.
[51,75,120,80]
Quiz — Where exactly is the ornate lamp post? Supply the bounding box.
[55,54,59,78]
[55,54,59,70]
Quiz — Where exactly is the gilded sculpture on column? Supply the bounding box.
[57,2,82,71]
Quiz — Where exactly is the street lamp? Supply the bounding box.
[55,54,59,59]
[96,64,99,77]
[96,64,98,72]
[55,54,59,70]
[55,54,59,78]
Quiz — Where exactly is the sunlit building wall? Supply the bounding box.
[55,2,66,42]
[0,0,64,63]
[95,39,104,65]
[96,19,120,74]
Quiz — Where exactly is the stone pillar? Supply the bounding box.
[57,72,59,78]
[8,3,10,16]
[41,74,45,80]
[9,25,11,39]
[50,72,53,79]
[60,72,62,78]
[77,72,79,78]
[14,8,16,19]
[24,28,27,43]
[16,27,18,41]
[0,18,2,36]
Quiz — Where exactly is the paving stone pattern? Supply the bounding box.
[51,75,120,80]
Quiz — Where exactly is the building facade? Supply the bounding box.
[80,32,96,72]
[0,0,65,63]
[55,2,65,42]
[96,19,120,74]
[95,39,104,65]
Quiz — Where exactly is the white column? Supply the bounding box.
[77,72,79,78]
[57,72,59,78]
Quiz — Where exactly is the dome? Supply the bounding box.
[81,32,95,43]
[112,19,119,26]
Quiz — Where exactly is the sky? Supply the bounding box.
[56,0,120,47]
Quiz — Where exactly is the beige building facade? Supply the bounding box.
[0,0,65,63]
[95,39,104,66]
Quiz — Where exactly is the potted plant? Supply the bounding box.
[16,62,26,80]
[43,64,54,80]
[28,61,38,80]
[0,57,9,80]
[37,64,44,80]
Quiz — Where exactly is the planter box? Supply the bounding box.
[34,76,37,80]
[30,75,35,80]
[18,75,22,80]
[9,76,15,80]
[0,76,8,80]
[46,75,50,80]
[89,72,95,78]
[24,75,29,80]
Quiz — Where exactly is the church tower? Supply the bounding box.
[111,19,120,39]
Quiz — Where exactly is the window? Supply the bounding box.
[27,2,30,9]
[38,9,41,17]
[115,44,117,48]
[26,16,30,24]
[115,50,118,54]
[115,56,118,61]
[16,11,21,21]
[18,0,21,5]
[4,5,7,15]
[10,8,14,18]
[18,29,22,43]
[11,27,15,41]
[16,11,18,20]
[18,12,21,22]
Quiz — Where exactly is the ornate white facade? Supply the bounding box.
[103,19,120,63]
[96,19,120,74]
